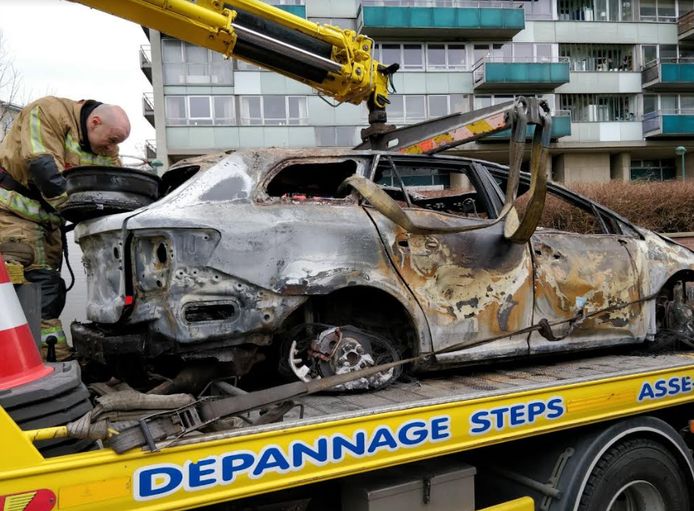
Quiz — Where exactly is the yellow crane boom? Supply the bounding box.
[70,0,395,116]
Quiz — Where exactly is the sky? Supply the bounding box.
[0,0,155,159]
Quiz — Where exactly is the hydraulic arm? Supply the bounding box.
[70,0,397,134]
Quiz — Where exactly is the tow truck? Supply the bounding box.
[1,1,694,511]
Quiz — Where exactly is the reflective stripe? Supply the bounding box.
[0,188,61,226]
[64,133,119,167]
[0,282,28,331]
[29,106,47,154]
[33,222,47,267]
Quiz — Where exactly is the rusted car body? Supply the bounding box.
[72,148,694,385]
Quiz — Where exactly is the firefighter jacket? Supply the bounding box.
[0,96,121,228]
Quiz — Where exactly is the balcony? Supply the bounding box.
[140,45,152,84]
[642,110,694,138]
[143,92,155,128]
[481,111,572,141]
[145,139,157,161]
[357,0,525,40]
[679,10,694,41]
[473,57,570,91]
[642,59,694,91]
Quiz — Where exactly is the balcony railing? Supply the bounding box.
[363,0,518,6]
[145,139,157,160]
[473,56,570,90]
[641,58,694,90]
[143,92,155,128]
[642,109,694,137]
[140,45,152,83]
[357,0,525,38]
[482,110,572,140]
[678,9,694,39]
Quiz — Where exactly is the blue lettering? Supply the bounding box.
[398,421,428,446]
[490,407,509,430]
[527,401,546,422]
[470,411,491,435]
[430,417,450,441]
[187,457,217,489]
[669,377,681,395]
[136,465,183,500]
[638,382,655,401]
[333,432,366,459]
[221,452,254,483]
[654,379,667,398]
[253,447,290,477]
[291,439,328,468]
[638,376,694,402]
[509,404,526,427]
[469,398,565,435]
[546,398,565,419]
[367,427,398,454]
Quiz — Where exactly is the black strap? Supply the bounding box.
[0,166,59,214]
[0,166,41,200]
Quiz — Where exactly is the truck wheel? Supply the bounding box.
[578,438,689,511]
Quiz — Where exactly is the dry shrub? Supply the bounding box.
[539,181,694,234]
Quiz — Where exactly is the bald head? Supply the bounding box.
[86,103,131,157]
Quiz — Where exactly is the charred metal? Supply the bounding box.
[72,148,694,390]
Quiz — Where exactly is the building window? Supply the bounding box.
[375,42,470,71]
[165,95,235,126]
[162,39,233,85]
[641,44,684,67]
[639,0,677,21]
[239,96,308,125]
[516,0,554,20]
[425,43,467,70]
[560,44,633,71]
[386,94,470,124]
[315,126,360,146]
[630,159,676,181]
[643,93,694,115]
[375,43,425,71]
[559,94,636,121]
[558,0,634,20]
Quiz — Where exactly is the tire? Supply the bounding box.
[577,437,690,511]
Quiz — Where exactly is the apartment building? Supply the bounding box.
[0,101,21,142]
[140,0,694,183]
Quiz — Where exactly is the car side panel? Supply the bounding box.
[529,231,646,354]
[367,208,534,363]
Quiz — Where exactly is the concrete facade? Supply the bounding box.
[139,0,694,184]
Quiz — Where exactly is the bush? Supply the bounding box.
[539,181,694,234]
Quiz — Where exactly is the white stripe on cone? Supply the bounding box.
[0,282,28,331]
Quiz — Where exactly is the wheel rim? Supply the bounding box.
[606,480,666,511]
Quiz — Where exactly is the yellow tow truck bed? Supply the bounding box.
[3,348,694,510]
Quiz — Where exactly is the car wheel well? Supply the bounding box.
[281,286,419,358]
[657,270,694,301]
[655,270,694,345]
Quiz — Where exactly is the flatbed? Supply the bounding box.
[4,348,694,510]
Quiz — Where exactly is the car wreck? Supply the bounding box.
[71,148,694,391]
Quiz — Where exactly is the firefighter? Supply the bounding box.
[0,96,130,360]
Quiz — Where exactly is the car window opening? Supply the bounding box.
[500,176,612,235]
[376,160,490,219]
[266,160,357,200]
[160,165,201,196]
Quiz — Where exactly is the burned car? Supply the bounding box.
[72,148,694,389]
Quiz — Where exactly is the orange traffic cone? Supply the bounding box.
[0,254,53,390]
